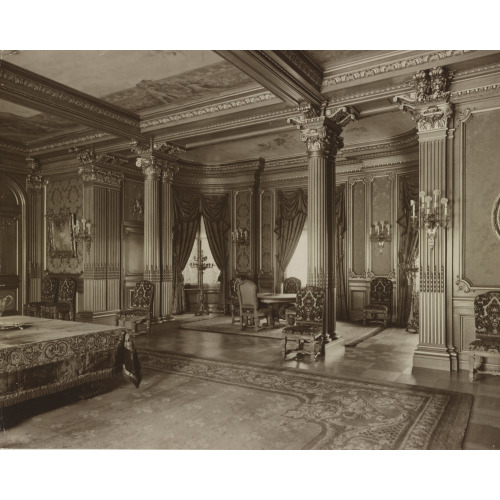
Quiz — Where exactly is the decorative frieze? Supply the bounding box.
[78,165,124,187]
[451,83,500,102]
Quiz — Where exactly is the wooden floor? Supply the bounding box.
[136,316,500,450]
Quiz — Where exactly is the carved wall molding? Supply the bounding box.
[323,50,473,87]
[492,191,500,241]
[455,275,472,293]
[348,269,375,279]
[27,133,111,154]
[348,173,374,186]
[456,107,474,126]
[342,132,418,155]
[141,91,277,129]
[78,165,124,187]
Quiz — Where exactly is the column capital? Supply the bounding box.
[394,66,454,132]
[289,105,358,156]
[161,163,180,183]
[26,157,48,190]
[131,138,185,180]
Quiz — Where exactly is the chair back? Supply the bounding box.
[237,280,258,310]
[57,277,76,306]
[295,286,325,325]
[283,277,301,294]
[131,280,154,311]
[229,277,243,305]
[474,291,500,338]
[41,277,58,303]
[369,277,393,314]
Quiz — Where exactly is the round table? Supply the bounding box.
[257,293,296,327]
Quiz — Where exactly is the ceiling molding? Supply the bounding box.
[216,50,326,108]
[0,60,142,140]
[322,50,475,88]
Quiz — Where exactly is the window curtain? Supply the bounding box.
[335,184,349,320]
[397,176,419,326]
[274,188,308,283]
[201,193,231,309]
[172,192,201,314]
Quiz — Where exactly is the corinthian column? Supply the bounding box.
[290,106,357,344]
[160,164,178,320]
[394,67,455,370]
[133,140,184,323]
[26,157,47,303]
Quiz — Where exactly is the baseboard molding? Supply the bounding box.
[413,346,452,371]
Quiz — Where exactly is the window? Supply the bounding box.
[183,216,220,287]
[285,219,307,285]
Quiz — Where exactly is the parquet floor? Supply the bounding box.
[137,316,500,450]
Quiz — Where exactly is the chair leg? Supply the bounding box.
[254,313,259,331]
[282,337,287,358]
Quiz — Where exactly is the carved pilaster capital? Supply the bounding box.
[26,157,48,190]
[70,146,128,169]
[161,163,180,183]
[394,66,454,132]
[136,156,162,178]
[78,165,124,186]
[132,138,185,180]
[289,105,358,157]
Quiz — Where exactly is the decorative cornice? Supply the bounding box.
[141,91,277,129]
[0,139,26,154]
[26,157,48,190]
[70,146,129,170]
[78,165,124,186]
[323,50,473,87]
[27,133,110,154]
[451,83,500,102]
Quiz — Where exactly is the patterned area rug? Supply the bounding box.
[0,351,473,449]
[180,316,383,346]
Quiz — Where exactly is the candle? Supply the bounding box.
[370,226,372,235]
[442,198,448,217]
[387,224,390,235]
[410,199,416,217]
[86,223,91,235]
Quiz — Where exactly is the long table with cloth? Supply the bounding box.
[0,315,142,408]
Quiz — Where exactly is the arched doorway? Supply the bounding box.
[0,175,26,316]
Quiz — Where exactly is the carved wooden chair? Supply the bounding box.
[237,280,270,331]
[226,277,243,324]
[280,276,301,323]
[282,286,324,360]
[24,276,58,317]
[469,291,500,382]
[363,277,393,328]
[116,280,154,336]
[42,276,76,321]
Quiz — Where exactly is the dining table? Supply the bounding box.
[257,293,296,328]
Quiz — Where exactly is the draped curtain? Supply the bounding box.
[172,191,230,314]
[274,188,308,282]
[335,184,349,320]
[201,194,231,310]
[397,176,419,326]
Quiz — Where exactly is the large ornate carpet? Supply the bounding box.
[181,316,383,346]
[0,350,472,450]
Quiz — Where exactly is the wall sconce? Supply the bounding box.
[73,216,92,253]
[370,221,391,254]
[232,227,249,247]
[411,190,449,248]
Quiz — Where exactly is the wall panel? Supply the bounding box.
[371,176,392,276]
[352,181,366,275]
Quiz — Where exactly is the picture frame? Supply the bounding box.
[47,212,76,258]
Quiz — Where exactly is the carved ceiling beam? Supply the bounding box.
[0,60,142,140]
[216,50,326,108]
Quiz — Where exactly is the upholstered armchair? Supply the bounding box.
[24,276,58,317]
[363,277,393,328]
[280,276,301,323]
[226,277,243,324]
[469,291,500,382]
[116,280,154,336]
[282,286,324,360]
[42,277,76,321]
[237,280,270,331]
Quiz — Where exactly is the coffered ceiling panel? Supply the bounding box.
[0,100,85,143]
[7,50,260,113]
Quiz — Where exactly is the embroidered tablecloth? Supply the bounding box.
[0,316,130,407]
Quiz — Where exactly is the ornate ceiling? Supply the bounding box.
[1,49,500,172]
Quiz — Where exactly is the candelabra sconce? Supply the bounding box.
[190,251,214,316]
[370,221,392,254]
[232,228,249,247]
[411,190,449,249]
[73,216,92,253]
